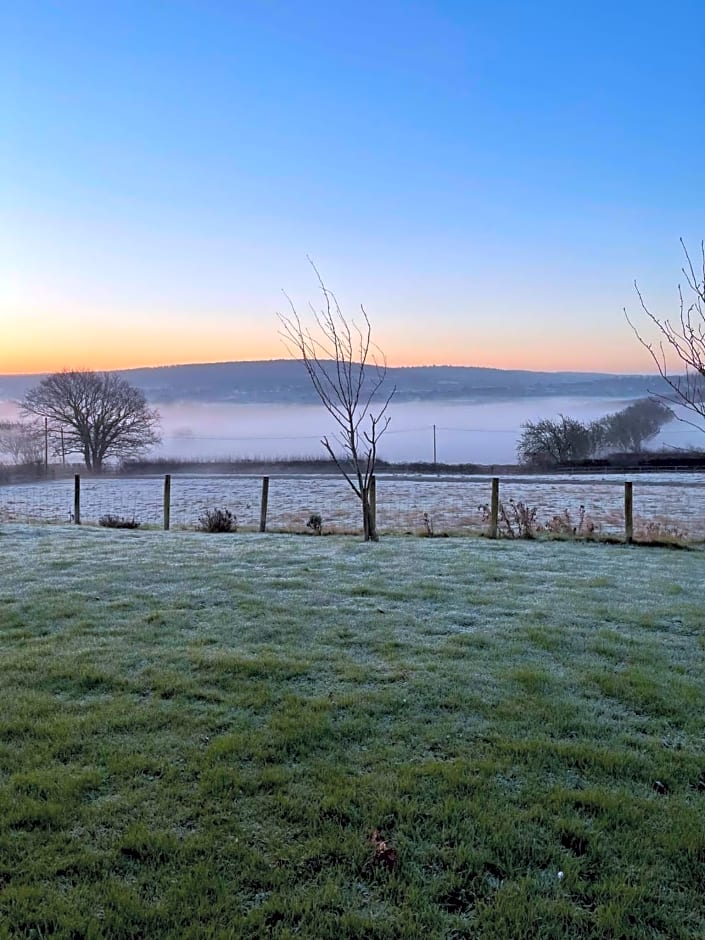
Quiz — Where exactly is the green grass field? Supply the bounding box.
[0,525,704,939]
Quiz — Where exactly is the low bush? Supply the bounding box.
[98,514,141,529]
[544,504,598,537]
[420,511,449,538]
[479,498,538,538]
[480,500,604,540]
[636,519,688,543]
[197,508,237,533]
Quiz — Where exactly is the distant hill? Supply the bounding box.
[0,360,669,404]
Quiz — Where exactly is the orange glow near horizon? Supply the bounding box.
[2,313,659,376]
[0,325,281,375]
[0,344,659,376]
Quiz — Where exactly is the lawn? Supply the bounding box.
[0,525,704,939]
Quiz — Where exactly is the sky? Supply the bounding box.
[2,0,703,375]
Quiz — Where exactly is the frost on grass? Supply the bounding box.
[1,526,705,935]
[0,523,699,635]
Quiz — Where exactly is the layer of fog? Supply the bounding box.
[148,398,703,464]
[2,397,702,465]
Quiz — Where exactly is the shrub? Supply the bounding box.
[479,499,538,538]
[544,505,598,538]
[420,511,448,538]
[197,508,236,533]
[636,520,688,543]
[306,513,323,535]
[98,514,141,529]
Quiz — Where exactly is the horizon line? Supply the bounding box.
[0,357,661,379]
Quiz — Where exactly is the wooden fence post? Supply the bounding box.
[624,481,633,544]
[489,477,499,539]
[259,476,269,533]
[369,474,377,535]
[73,474,81,525]
[163,474,171,531]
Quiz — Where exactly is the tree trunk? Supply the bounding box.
[361,491,378,542]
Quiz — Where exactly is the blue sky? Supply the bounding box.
[2,0,703,372]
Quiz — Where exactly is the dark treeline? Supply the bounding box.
[4,450,705,487]
[517,399,676,468]
[0,361,673,405]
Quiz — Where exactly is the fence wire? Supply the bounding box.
[0,472,703,541]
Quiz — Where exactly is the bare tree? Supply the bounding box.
[0,420,43,465]
[627,239,705,429]
[278,267,395,541]
[601,398,674,452]
[517,400,675,467]
[22,370,160,471]
[517,415,599,467]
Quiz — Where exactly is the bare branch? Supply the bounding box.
[626,240,705,430]
[278,267,395,540]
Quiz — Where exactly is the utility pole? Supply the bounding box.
[60,427,66,466]
[44,418,48,475]
[433,424,437,468]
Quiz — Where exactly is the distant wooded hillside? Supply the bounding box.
[0,360,669,404]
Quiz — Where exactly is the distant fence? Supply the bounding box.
[1,472,703,542]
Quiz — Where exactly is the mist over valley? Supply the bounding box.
[0,362,696,465]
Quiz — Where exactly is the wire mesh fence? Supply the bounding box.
[379,475,705,540]
[492,476,702,541]
[0,472,703,541]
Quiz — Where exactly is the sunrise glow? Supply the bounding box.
[0,306,660,377]
[2,4,700,379]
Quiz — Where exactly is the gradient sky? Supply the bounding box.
[2,0,703,374]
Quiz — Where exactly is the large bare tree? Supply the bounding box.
[278,267,395,541]
[627,239,705,429]
[22,370,160,471]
